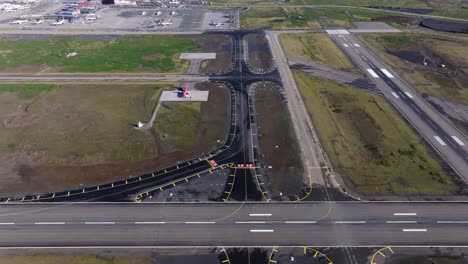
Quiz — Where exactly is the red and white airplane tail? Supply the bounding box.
[182,84,191,98]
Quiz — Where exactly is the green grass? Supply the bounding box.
[0,84,57,98]
[240,7,287,29]
[294,71,457,196]
[0,35,198,73]
[0,254,152,264]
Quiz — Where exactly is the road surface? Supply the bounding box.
[1,202,468,247]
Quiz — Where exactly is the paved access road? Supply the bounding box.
[1,202,468,247]
[330,32,468,181]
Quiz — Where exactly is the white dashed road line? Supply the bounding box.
[386,221,417,224]
[185,222,216,224]
[343,44,349,47]
[381,69,394,78]
[34,222,65,225]
[134,222,166,224]
[403,229,427,232]
[0,223,15,225]
[434,136,447,146]
[249,214,272,217]
[451,136,465,146]
[394,213,417,216]
[437,221,468,224]
[366,69,379,78]
[334,221,366,224]
[85,222,115,225]
[235,221,266,224]
[284,221,317,224]
[354,43,360,47]
[391,92,399,98]
[250,229,274,233]
[404,92,414,99]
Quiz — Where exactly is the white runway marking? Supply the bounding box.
[185,222,216,224]
[343,44,349,47]
[434,136,447,146]
[0,223,15,225]
[284,221,317,224]
[394,213,417,216]
[354,43,360,47]
[235,221,266,224]
[367,69,379,78]
[34,222,65,225]
[249,214,272,217]
[403,229,427,232]
[386,221,417,224]
[134,222,166,224]
[381,69,394,78]
[334,221,366,224]
[391,92,399,98]
[250,229,274,233]
[437,221,468,224]
[85,222,115,225]
[404,92,414,99]
[451,136,465,146]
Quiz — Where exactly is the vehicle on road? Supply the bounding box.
[51,18,65,26]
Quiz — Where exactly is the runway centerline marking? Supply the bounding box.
[451,136,465,146]
[0,223,15,225]
[250,229,274,233]
[34,222,65,225]
[235,221,266,224]
[394,213,417,216]
[334,221,366,224]
[85,222,115,225]
[134,222,166,224]
[437,221,468,224]
[402,229,427,232]
[185,221,216,224]
[391,92,399,98]
[284,221,317,224]
[249,213,272,217]
[381,69,394,78]
[386,221,417,224]
[404,92,414,99]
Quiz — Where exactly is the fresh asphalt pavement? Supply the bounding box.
[330,32,468,181]
[1,202,468,247]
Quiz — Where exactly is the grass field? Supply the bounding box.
[280,33,357,73]
[0,35,198,73]
[0,82,228,196]
[240,7,286,29]
[255,85,303,199]
[0,254,152,264]
[294,72,457,196]
[357,33,468,105]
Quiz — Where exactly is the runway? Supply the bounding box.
[1,202,468,247]
[329,32,468,181]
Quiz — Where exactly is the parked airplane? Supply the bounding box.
[9,18,28,24]
[209,20,227,27]
[181,84,191,98]
[156,11,162,16]
[170,11,177,16]
[51,18,65,26]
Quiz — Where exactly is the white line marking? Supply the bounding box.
[285,221,317,224]
[451,136,465,146]
[394,213,417,216]
[437,221,468,224]
[403,229,427,232]
[334,221,366,224]
[235,221,266,224]
[354,43,360,47]
[381,69,394,78]
[404,92,414,99]
[367,69,379,78]
[134,222,166,224]
[185,222,216,224]
[250,229,274,233]
[343,44,349,47]
[34,222,65,225]
[391,92,399,98]
[0,223,15,225]
[249,214,272,217]
[386,221,417,224]
[434,136,447,146]
[85,222,115,225]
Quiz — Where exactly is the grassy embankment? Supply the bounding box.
[0,254,152,264]
[279,33,358,73]
[294,72,457,196]
[358,34,468,105]
[0,35,198,73]
[255,86,303,198]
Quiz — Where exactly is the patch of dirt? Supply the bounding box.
[246,33,274,72]
[255,83,304,199]
[372,16,417,25]
[195,34,233,75]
